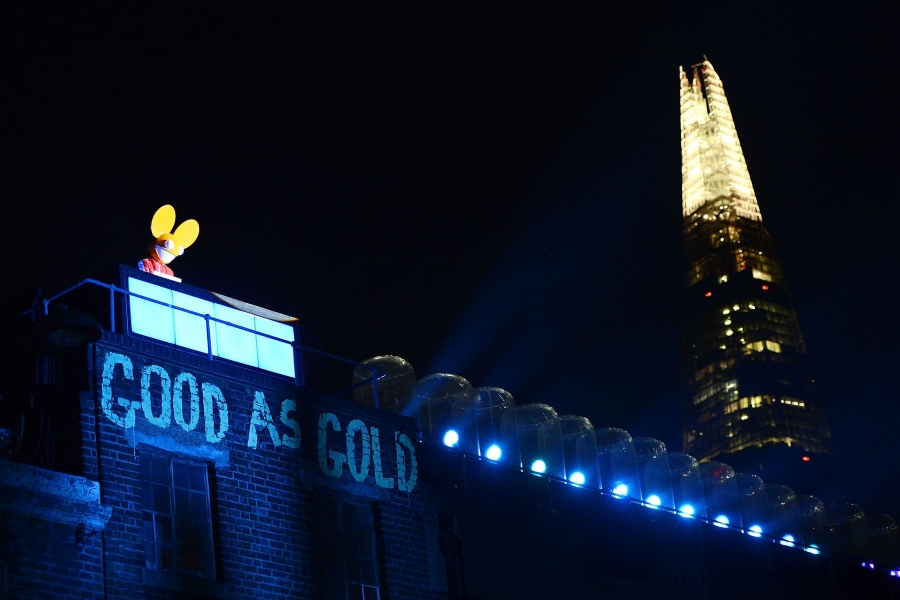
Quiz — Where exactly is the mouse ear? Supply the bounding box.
[172,219,200,249]
[151,205,177,238]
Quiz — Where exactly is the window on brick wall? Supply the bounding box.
[315,495,382,600]
[140,451,216,581]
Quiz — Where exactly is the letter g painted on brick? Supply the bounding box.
[101,352,140,428]
[318,413,345,477]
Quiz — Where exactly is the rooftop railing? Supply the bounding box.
[10,277,386,408]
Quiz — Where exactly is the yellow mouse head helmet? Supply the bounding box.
[149,205,199,265]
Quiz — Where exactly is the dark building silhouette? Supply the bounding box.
[679,59,833,463]
[0,80,896,596]
[0,265,896,597]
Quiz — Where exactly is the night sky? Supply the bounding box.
[5,4,899,513]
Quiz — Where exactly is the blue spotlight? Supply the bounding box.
[646,495,662,508]
[442,430,459,448]
[569,471,586,485]
[713,515,730,528]
[779,534,796,547]
[531,459,547,474]
[485,444,502,461]
[678,504,695,518]
[747,525,763,538]
[612,483,629,497]
[804,544,821,555]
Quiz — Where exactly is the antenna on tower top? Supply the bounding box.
[691,55,711,85]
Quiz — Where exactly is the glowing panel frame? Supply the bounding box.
[122,267,296,378]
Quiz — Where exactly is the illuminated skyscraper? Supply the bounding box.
[679,59,832,461]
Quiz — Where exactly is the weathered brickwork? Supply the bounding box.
[0,333,446,599]
[4,332,899,599]
[81,331,443,599]
[1,515,104,600]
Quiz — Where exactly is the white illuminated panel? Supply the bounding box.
[255,315,295,377]
[127,277,295,377]
[213,303,258,366]
[129,278,175,343]
[173,291,217,354]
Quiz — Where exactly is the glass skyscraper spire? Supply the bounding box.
[679,59,832,461]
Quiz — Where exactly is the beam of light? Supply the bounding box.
[442,430,459,448]
[426,157,640,398]
[713,515,729,528]
[569,471,585,485]
[485,444,502,461]
[612,483,628,497]
[779,534,796,547]
[646,495,662,508]
[804,544,820,555]
[531,459,547,474]
[747,525,763,538]
[678,504,695,518]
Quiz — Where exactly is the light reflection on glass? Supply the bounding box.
[485,444,502,461]
[442,430,460,448]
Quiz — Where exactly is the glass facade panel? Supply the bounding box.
[213,303,257,366]
[129,278,175,344]
[255,314,295,377]
[172,291,217,354]
[127,276,295,377]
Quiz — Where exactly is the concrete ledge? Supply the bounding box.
[125,421,230,468]
[0,461,112,530]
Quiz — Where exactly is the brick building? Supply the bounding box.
[0,267,897,599]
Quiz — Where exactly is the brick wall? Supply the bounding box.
[1,514,104,600]
[85,332,445,599]
[7,330,893,599]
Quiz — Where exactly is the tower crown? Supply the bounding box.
[680,59,760,221]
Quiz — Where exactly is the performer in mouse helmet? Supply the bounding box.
[138,204,199,283]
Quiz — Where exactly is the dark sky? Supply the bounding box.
[5,4,899,513]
